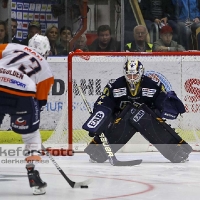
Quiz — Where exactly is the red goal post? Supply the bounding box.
[46,51,200,155]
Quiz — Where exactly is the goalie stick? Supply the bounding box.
[41,144,92,188]
[78,86,142,166]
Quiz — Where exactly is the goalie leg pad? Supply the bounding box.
[153,143,191,163]
[129,104,192,163]
[105,103,137,153]
[84,104,138,162]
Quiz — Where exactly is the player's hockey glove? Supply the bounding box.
[38,100,47,112]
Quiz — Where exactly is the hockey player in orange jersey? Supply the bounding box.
[0,34,54,195]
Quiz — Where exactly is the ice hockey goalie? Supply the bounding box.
[83,59,193,163]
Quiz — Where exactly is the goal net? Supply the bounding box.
[44,51,200,154]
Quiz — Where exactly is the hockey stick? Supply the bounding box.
[78,86,142,166]
[41,144,92,188]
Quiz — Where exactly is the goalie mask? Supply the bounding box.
[28,34,50,58]
[124,60,144,91]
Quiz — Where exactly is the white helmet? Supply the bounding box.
[124,59,144,91]
[28,34,50,57]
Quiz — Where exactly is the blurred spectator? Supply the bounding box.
[88,25,121,52]
[73,33,89,51]
[21,21,41,46]
[124,25,153,52]
[139,0,178,42]
[0,20,8,44]
[5,18,20,43]
[152,25,185,51]
[45,25,59,56]
[57,26,73,55]
[172,0,200,50]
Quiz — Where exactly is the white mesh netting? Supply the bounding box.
[44,53,200,152]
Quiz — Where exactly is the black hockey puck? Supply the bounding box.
[80,185,88,188]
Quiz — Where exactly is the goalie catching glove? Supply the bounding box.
[155,91,186,119]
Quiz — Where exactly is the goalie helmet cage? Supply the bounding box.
[44,51,200,156]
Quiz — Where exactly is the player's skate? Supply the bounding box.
[26,163,47,195]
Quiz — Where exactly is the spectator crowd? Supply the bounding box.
[1,0,200,54]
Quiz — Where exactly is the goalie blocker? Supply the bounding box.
[83,103,192,163]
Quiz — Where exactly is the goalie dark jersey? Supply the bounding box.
[94,75,166,114]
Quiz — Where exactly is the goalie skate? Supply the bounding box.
[26,163,47,195]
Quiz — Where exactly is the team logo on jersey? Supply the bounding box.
[132,110,145,122]
[119,101,131,110]
[113,88,126,97]
[12,117,29,130]
[87,111,105,128]
[15,117,27,126]
[107,79,116,88]
[145,71,172,92]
